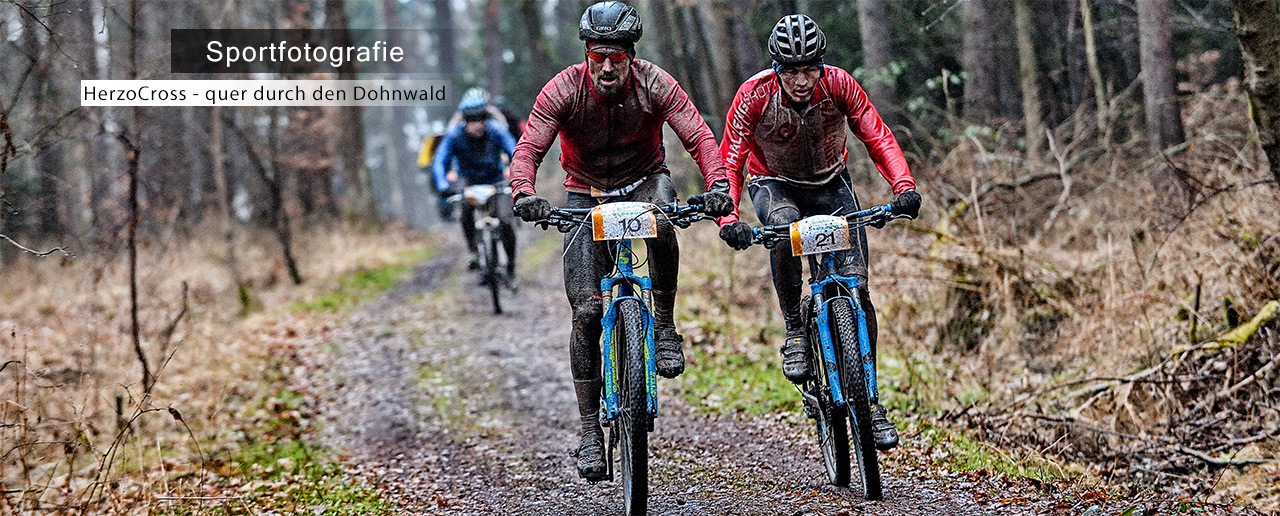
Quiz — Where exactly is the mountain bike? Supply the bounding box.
[447,183,512,314]
[528,200,711,515]
[750,202,912,501]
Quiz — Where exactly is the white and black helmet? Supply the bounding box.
[579,1,643,44]
[768,14,826,65]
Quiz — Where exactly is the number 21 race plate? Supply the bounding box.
[591,202,659,241]
[790,215,851,256]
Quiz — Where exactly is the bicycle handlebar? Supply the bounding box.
[751,203,914,248]
[524,202,713,233]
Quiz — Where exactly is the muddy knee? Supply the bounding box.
[763,206,801,227]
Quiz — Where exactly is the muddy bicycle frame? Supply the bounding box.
[534,202,709,476]
[754,204,906,419]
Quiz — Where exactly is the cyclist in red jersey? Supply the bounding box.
[716,14,922,451]
[510,1,733,481]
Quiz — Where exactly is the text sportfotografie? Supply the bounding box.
[205,40,403,68]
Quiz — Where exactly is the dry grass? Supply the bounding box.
[0,221,429,514]
[668,80,1279,511]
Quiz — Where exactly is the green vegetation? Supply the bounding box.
[160,440,394,516]
[677,342,800,416]
[910,419,1071,483]
[292,247,435,313]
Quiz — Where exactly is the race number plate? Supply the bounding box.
[463,184,497,206]
[591,202,659,241]
[789,215,852,256]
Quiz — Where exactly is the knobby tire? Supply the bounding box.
[616,298,649,515]
[831,298,882,500]
[482,226,502,314]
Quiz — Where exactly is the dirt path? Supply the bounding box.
[303,230,1218,515]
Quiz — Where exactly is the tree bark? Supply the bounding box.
[209,105,248,313]
[1137,0,1188,202]
[1230,0,1280,187]
[485,0,503,96]
[518,0,554,84]
[962,0,999,122]
[22,1,64,237]
[1081,0,1110,144]
[125,0,153,392]
[649,1,692,98]
[858,0,901,127]
[325,0,374,219]
[434,0,459,76]
[730,0,762,82]
[1015,0,1044,161]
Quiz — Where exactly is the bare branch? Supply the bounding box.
[1172,444,1275,467]
[0,234,73,257]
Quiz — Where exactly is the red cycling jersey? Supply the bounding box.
[719,66,915,224]
[509,59,727,198]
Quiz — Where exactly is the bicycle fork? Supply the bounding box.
[597,240,660,482]
[811,270,881,412]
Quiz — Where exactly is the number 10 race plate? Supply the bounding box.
[591,202,659,241]
[790,215,852,256]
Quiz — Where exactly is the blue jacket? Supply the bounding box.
[431,120,517,191]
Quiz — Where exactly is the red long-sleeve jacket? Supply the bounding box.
[719,66,915,224]
[509,59,727,198]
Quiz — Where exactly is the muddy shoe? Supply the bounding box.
[574,418,607,481]
[654,327,685,378]
[780,334,813,383]
[871,404,899,451]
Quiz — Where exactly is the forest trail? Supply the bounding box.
[301,229,1176,515]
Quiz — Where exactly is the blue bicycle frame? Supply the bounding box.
[599,239,660,421]
[754,203,891,412]
[811,264,880,411]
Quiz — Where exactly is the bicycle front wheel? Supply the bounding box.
[482,227,502,314]
[831,298,882,500]
[616,298,649,515]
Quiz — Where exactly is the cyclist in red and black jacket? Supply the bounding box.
[509,1,733,481]
[716,14,922,452]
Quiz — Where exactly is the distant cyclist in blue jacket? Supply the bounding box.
[433,93,519,276]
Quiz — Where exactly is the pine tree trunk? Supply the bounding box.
[962,0,999,122]
[858,0,900,127]
[1015,0,1044,161]
[1081,0,1110,144]
[1137,0,1189,202]
[434,0,458,76]
[325,0,374,219]
[1230,0,1280,187]
[485,0,503,96]
[519,0,554,84]
[729,0,762,82]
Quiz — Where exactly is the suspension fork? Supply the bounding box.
[811,254,882,407]
[599,240,658,421]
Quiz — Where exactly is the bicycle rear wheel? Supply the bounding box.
[615,298,649,515]
[830,298,882,500]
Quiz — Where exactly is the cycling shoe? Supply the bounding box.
[781,334,813,383]
[655,327,685,378]
[871,404,899,451]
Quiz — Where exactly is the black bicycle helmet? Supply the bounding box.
[579,1,643,44]
[768,14,826,65]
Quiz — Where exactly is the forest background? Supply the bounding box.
[2,0,1280,513]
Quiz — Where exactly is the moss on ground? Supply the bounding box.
[292,246,436,313]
